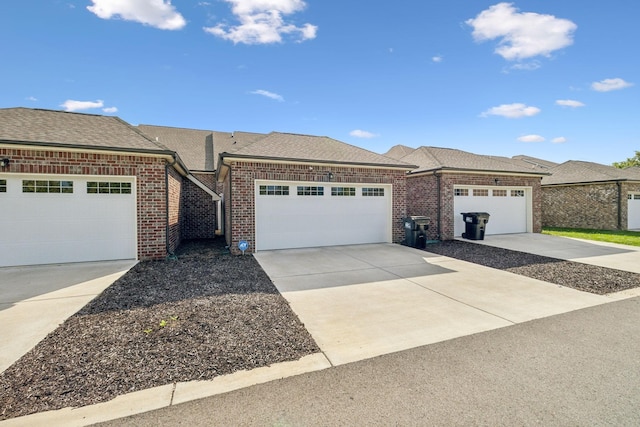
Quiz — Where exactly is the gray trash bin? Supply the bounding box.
[461,212,490,240]
[403,216,429,249]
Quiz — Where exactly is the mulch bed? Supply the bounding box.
[423,240,640,294]
[0,239,319,421]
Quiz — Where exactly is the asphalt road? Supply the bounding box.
[96,297,640,426]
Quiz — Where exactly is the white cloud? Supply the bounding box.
[552,137,567,144]
[103,106,119,113]
[87,0,186,30]
[350,130,379,138]
[26,96,38,102]
[481,103,541,119]
[556,99,585,108]
[250,89,284,101]
[60,99,104,112]
[204,0,317,44]
[591,78,634,92]
[506,61,541,72]
[432,55,443,63]
[466,2,576,61]
[517,134,545,143]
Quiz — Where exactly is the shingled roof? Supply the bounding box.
[384,144,416,160]
[138,124,215,171]
[542,161,640,185]
[0,108,167,153]
[222,132,414,168]
[397,146,548,176]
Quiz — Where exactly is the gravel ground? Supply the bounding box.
[423,240,640,294]
[0,239,319,421]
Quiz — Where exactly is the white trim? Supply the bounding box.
[186,174,221,201]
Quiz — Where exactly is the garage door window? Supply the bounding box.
[331,187,356,196]
[493,189,507,197]
[297,186,324,196]
[629,194,640,200]
[22,180,73,194]
[362,187,385,197]
[511,190,525,197]
[87,181,132,194]
[473,189,489,196]
[0,179,6,193]
[259,185,289,196]
[454,188,468,197]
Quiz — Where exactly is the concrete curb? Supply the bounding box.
[0,353,332,427]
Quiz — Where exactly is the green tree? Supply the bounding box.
[612,151,640,168]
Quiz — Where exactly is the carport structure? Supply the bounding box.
[386,145,548,240]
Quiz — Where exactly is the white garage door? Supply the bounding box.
[454,186,531,237]
[629,193,640,229]
[0,174,137,267]
[255,181,391,251]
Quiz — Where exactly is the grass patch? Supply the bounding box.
[543,227,640,247]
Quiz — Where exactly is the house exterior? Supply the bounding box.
[386,146,548,241]
[0,107,416,265]
[13,106,631,267]
[0,108,194,267]
[216,133,416,255]
[541,161,640,230]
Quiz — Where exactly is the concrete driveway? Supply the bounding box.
[467,233,640,274]
[0,260,137,373]
[254,243,613,366]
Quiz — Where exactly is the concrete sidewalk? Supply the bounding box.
[0,260,137,373]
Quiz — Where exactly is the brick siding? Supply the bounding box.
[181,172,217,240]
[407,173,543,240]
[224,161,408,255]
[0,146,175,260]
[543,182,640,230]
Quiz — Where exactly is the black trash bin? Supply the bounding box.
[461,212,490,240]
[403,216,429,249]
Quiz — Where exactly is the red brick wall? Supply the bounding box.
[407,173,543,240]
[542,182,640,230]
[224,161,408,255]
[167,166,183,253]
[0,146,173,260]
[181,173,217,240]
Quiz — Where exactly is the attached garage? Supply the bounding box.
[629,193,640,229]
[453,186,532,237]
[0,174,137,267]
[255,181,391,250]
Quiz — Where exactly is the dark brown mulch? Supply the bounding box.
[0,239,319,421]
[423,240,640,295]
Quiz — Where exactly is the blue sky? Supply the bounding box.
[1,1,638,164]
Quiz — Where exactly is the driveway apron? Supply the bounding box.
[468,233,640,274]
[0,260,137,373]
[254,243,608,366]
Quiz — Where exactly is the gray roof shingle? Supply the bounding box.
[384,144,416,160]
[542,161,640,185]
[223,132,414,168]
[0,108,166,153]
[138,124,215,171]
[399,146,547,175]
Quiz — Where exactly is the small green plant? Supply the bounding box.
[143,315,179,334]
